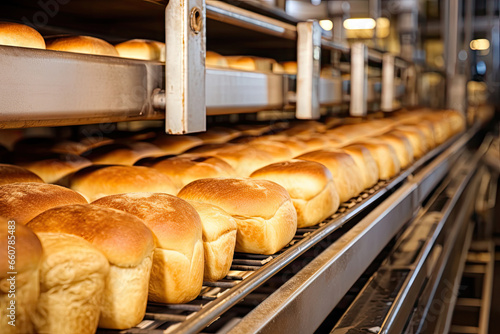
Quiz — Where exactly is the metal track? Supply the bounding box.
[114,125,479,334]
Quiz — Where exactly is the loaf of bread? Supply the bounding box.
[272,138,309,157]
[81,142,162,165]
[375,134,414,168]
[206,51,229,68]
[250,160,340,228]
[209,145,277,176]
[46,36,118,57]
[233,124,272,137]
[297,150,364,203]
[391,127,428,159]
[151,135,203,155]
[281,61,297,75]
[186,200,237,281]
[0,22,45,49]
[0,183,87,224]
[247,141,294,162]
[196,127,241,144]
[115,39,165,61]
[226,56,276,72]
[69,165,177,202]
[149,155,236,189]
[16,153,92,184]
[27,204,155,329]
[92,193,204,303]
[342,145,380,189]
[178,178,297,254]
[33,233,109,334]
[0,219,42,334]
[0,164,44,185]
[353,141,401,180]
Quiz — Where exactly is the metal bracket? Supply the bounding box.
[165,0,206,134]
[350,42,368,116]
[296,20,321,120]
[381,53,395,112]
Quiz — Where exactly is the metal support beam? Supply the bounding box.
[165,0,206,134]
[381,53,395,111]
[296,20,321,120]
[350,43,368,116]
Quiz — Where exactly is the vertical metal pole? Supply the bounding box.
[381,53,395,112]
[296,20,321,120]
[350,43,368,117]
[369,0,380,48]
[165,0,206,134]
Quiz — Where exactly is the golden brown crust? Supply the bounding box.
[0,219,42,280]
[297,149,364,202]
[27,204,154,267]
[46,36,118,57]
[206,51,229,68]
[115,39,165,61]
[18,154,92,184]
[151,135,203,155]
[151,155,236,189]
[210,145,276,176]
[353,141,401,180]
[69,165,177,202]
[281,61,297,75]
[0,183,87,225]
[0,22,45,49]
[196,127,242,144]
[92,193,201,256]
[341,145,379,189]
[375,134,414,168]
[178,177,292,220]
[273,138,309,157]
[81,143,162,165]
[0,164,44,185]
[250,160,333,200]
[247,141,294,162]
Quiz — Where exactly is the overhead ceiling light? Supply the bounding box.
[470,39,490,51]
[311,0,321,6]
[319,19,333,31]
[343,18,376,30]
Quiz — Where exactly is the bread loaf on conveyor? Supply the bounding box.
[148,155,236,190]
[92,193,204,304]
[185,200,237,281]
[374,134,414,169]
[81,142,162,166]
[46,35,118,57]
[341,145,380,189]
[0,183,87,224]
[69,165,177,202]
[0,22,45,49]
[15,153,92,184]
[27,204,155,329]
[0,164,44,185]
[0,219,42,334]
[151,135,203,155]
[178,178,297,255]
[297,150,365,203]
[33,233,109,334]
[352,141,401,180]
[250,160,340,228]
[115,39,165,61]
[206,51,229,68]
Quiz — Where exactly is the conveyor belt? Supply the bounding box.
[104,125,480,334]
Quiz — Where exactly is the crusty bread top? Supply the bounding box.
[281,61,297,75]
[81,142,161,165]
[46,36,119,57]
[273,138,309,157]
[36,232,109,289]
[27,204,154,267]
[0,183,87,225]
[0,218,42,279]
[69,165,177,202]
[196,127,241,144]
[50,140,89,155]
[185,200,237,243]
[0,22,45,49]
[151,135,203,154]
[206,51,229,68]
[18,154,92,184]
[151,155,235,189]
[250,160,333,200]
[247,141,294,161]
[178,177,291,220]
[0,164,44,185]
[92,193,201,257]
[115,39,165,61]
[233,124,272,137]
